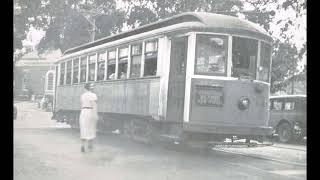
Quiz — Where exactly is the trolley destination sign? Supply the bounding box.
[196,85,224,106]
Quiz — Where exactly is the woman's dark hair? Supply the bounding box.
[84,83,92,90]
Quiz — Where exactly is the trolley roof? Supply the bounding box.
[63,12,272,56]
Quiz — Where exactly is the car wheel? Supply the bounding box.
[277,122,293,143]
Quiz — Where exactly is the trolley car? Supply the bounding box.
[52,12,273,144]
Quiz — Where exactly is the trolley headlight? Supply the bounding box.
[238,97,250,110]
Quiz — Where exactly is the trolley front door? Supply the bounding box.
[166,36,188,122]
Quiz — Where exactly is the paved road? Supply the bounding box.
[14,102,306,180]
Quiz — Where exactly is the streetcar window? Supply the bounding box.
[130,44,142,78]
[73,58,79,84]
[118,47,128,79]
[60,62,65,85]
[80,56,87,83]
[88,54,96,81]
[144,40,158,76]
[284,102,295,111]
[66,60,72,85]
[258,42,271,82]
[232,37,258,79]
[97,51,107,81]
[107,50,116,80]
[195,35,228,75]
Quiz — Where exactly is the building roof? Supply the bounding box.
[15,49,62,67]
[63,12,272,56]
[20,50,44,60]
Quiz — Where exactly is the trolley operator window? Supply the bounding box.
[107,50,116,80]
[66,60,72,85]
[80,56,87,83]
[118,47,128,79]
[88,54,96,81]
[60,62,65,85]
[195,35,228,75]
[232,37,258,79]
[97,51,107,81]
[130,44,142,78]
[73,58,79,84]
[258,42,271,82]
[144,40,158,76]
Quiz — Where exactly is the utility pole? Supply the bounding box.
[78,4,108,42]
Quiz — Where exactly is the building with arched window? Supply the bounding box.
[44,70,55,95]
[14,49,61,100]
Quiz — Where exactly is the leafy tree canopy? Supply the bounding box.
[14,0,126,53]
[14,0,306,94]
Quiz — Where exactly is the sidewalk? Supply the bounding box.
[14,102,70,129]
[14,102,143,180]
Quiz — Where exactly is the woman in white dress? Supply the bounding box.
[79,83,98,152]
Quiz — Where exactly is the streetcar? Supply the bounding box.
[52,12,273,145]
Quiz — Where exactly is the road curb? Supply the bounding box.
[213,148,306,167]
[272,145,306,152]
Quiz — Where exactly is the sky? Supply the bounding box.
[22,26,45,47]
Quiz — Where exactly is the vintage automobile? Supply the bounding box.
[269,95,306,143]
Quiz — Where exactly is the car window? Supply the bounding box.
[295,100,306,111]
[284,102,295,111]
[273,100,283,110]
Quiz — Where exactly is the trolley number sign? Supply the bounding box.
[195,85,224,107]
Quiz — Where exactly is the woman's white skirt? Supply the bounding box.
[79,109,98,140]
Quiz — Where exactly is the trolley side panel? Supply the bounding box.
[54,77,160,117]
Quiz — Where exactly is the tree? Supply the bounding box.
[14,0,37,51]
[14,0,126,53]
[269,0,306,94]
[121,0,246,28]
[14,0,306,95]
[270,40,301,93]
[240,0,306,94]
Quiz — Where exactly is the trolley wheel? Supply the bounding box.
[277,122,293,143]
